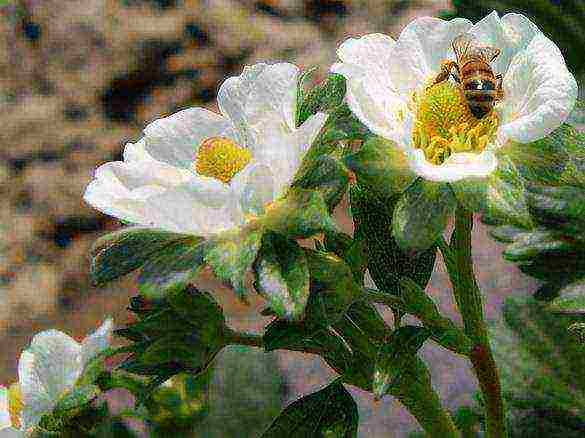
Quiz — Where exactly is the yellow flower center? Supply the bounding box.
[412,81,499,165]
[194,137,252,183]
[8,383,23,428]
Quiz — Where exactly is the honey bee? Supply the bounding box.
[428,33,504,119]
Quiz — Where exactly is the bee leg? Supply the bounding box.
[495,73,504,101]
[427,60,458,89]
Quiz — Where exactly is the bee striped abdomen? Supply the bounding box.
[460,63,498,119]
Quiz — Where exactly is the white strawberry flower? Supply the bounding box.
[84,63,328,236]
[0,319,113,435]
[332,11,577,183]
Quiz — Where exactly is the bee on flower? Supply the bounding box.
[332,11,577,183]
[0,320,113,436]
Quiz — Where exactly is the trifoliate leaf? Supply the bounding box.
[254,232,310,320]
[261,189,339,239]
[350,184,436,297]
[393,179,456,253]
[137,237,207,300]
[373,326,430,400]
[344,136,416,197]
[90,227,193,285]
[261,380,358,438]
[205,229,263,299]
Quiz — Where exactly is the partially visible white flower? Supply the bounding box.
[0,319,113,434]
[84,63,328,236]
[332,11,577,183]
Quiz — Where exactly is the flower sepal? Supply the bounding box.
[392,179,456,254]
[344,136,416,198]
[451,154,533,229]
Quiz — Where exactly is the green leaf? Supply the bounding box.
[205,229,263,298]
[297,74,346,126]
[263,320,353,375]
[399,278,472,355]
[490,295,585,420]
[90,227,193,285]
[322,231,368,283]
[393,179,456,253]
[261,189,339,239]
[503,228,577,262]
[502,124,585,186]
[292,155,350,211]
[254,233,310,320]
[528,184,585,238]
[547,278,585,314]
[167,288,227,344]
[452,154,532,228]
[261,380,358,438]
[373,326,430,400]
[350,184,436,296]
[567,99,585,129]
[53,384,100,418]
[137,237,207,300]
[295,66,318,127]
[344,136,416,198]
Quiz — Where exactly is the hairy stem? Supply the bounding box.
[442,208,506,438]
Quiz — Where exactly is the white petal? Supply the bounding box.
[143,107,235,168]
[389,16,472,96]
[0,428,23,437]
[497,33,577,145]
[331,62,406,142]
[81,318,114,369]
[218,63,299,147]
[469,12,539,77]
[408,149,497,183]
[123,139,154,163]
[232,163,277,216]
[145,180,242,236]
[19,331,83,429]
[0,387,11,430]
[336,33,396,78]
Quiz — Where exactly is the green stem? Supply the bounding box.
[225,330,264,348]
[442,208,507,438]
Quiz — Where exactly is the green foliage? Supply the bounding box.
[349,184,436,297]
[261,380,358,438]
[205,229,263,299]
[297,73,346,126]
[261,189,339,239]
[452,154,532,229]
[399,278,473,355]
[90,227,197,286]
[490,296,585,426]
[393,179,456,253]
[115,287,229,385]
[373,326,430,400]
[254,232,310,320]
[344,136,416,198]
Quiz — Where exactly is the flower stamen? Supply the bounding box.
[412,81,499,165]
[8,383,23,428]
[195,137,252,183]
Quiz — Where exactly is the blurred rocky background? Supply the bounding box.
[0,0,582,436]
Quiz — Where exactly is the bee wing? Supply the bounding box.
[452,33,501,63]
[452,33,476,63]
[477,46,501,63]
